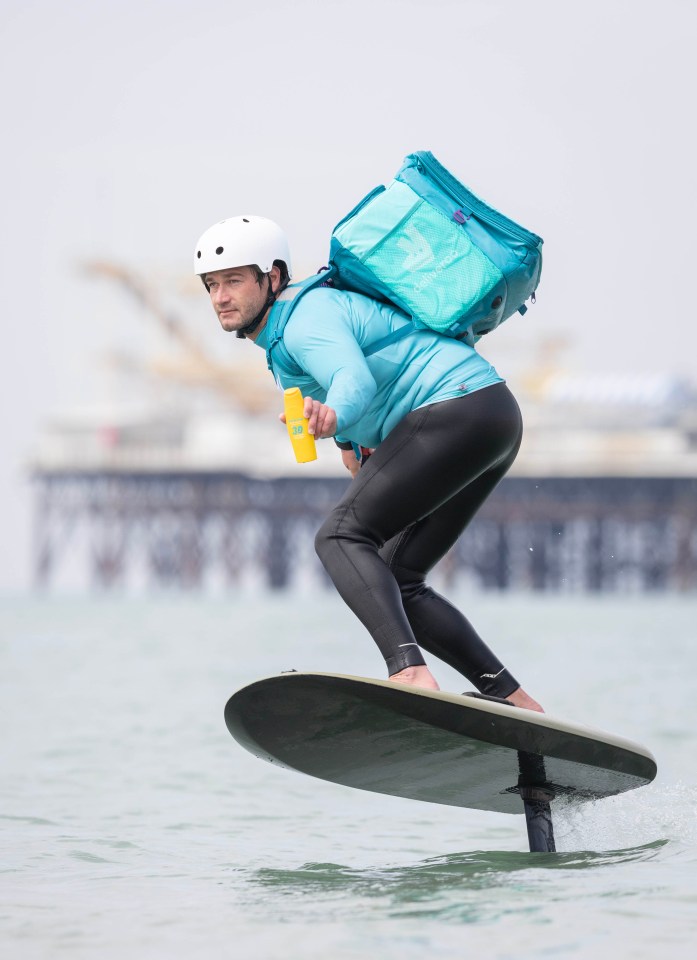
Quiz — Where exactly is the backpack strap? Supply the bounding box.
[265,270,335,379]
[265,268,415,376]
[362,323,413,357]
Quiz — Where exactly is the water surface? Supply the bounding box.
[1,593,696,958]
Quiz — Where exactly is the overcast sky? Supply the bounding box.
[1,0,695,591]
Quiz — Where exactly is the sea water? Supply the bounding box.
[1,592,696,959]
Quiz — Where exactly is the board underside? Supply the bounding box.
[225,673,657,814]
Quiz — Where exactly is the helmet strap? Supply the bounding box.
[236,272,280,339]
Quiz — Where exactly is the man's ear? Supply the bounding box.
[269,263,282,293]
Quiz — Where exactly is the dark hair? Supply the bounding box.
[252,260,290,288]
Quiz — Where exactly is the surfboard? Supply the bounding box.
[224,672,657,851]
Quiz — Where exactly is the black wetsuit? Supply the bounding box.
[315,382,522,699]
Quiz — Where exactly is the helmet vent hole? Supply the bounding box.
[196,251,201,259]
[243,218,250,223]
[216,246,224,255]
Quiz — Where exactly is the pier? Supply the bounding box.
[32,471,697,593]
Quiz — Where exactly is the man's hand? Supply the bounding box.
[340,447,361,478]
[278,397,337,439]
[340,446,376,478]
[303,397,337,438]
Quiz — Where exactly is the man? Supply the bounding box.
[195,215,543,711]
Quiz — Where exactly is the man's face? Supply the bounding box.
[204,266,267,334]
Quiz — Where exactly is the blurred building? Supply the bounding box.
[29,265,697,592]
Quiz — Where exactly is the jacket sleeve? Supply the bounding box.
[282,294,378,435]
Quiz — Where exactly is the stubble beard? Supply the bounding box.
[218,285,266,334]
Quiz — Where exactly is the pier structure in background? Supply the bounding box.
[33,263,697,593]
[29,266,697,593]
[32,472,697,593]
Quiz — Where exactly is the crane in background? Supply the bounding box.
[81,259,278,414]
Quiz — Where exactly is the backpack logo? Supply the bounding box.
[394,220,435,274]
[392,220,459,297]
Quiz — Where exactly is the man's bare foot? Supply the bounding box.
[506,686,544,713]
[388,665,440,690]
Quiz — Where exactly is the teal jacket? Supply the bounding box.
[255,287,503,449]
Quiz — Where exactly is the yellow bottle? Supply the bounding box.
[283,387,317,463]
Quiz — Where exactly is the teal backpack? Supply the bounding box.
[266,150,543,378]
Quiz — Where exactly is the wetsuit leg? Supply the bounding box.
[314,382,522,697]
[379,457,518,697]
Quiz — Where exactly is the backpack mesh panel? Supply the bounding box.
[363,200,502,332]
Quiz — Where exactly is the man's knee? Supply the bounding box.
[315,505,377,568]
[314,515,334,567]
[314,508,349,567]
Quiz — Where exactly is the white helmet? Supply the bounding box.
[194,215,292,279]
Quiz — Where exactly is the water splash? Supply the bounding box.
[553,781,697,853]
